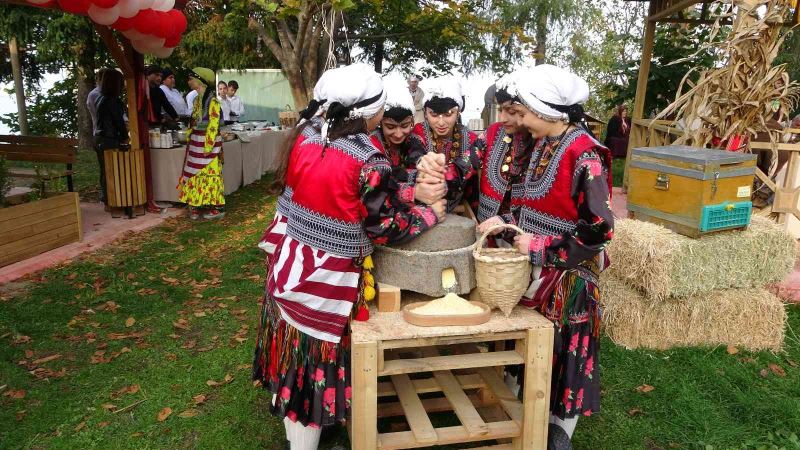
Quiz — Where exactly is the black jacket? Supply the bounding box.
[94,95,128,149]
[149,85,178,123]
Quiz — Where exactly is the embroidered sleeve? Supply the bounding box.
[443,137,485,212]
[361,154,439,246]
[543,151,614,268]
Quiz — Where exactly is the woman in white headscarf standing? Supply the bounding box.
[252,64,445,450]
[475,64,614,446]
[372,75,446,208]
[412,76,479,212]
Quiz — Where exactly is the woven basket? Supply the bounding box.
[473,224,531,316]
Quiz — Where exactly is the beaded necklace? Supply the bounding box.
[431,125,462,163]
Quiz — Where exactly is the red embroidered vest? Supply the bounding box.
[510,128,611,236]
[411,122,477,161]
[477,122,533,223]
[285,132,383,258]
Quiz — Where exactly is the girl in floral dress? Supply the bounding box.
[177,67,226,220]
[474,65,614,446]
[252,64,445,450]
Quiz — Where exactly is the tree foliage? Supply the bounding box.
[0,77,78,137]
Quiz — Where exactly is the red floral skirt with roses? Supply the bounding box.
[518,267,602,419]
[252,293,352,428]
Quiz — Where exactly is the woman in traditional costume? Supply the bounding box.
[411,76,479,211]
[476,65,614,446]
[252,64,445,450]
[373,75,446,207]
[177,67,226,220]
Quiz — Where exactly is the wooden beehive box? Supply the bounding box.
[627,145,756,238]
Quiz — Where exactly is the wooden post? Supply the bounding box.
[514,327,554,450]
[623,2,658,189]
[9,37,29,136]
[351,341,378,450]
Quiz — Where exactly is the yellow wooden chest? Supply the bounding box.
[627,145,756,238]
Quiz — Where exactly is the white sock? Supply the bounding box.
[550,414,579,438]
[504,372,521,397]
[284,419,322,450]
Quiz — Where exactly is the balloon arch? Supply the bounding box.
[24,0,187,58]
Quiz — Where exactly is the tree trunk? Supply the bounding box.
[9,37,29,136]
[374,39,384,72]
[285,65,310,110]
[75,31,96,151]
[534,14,547,65]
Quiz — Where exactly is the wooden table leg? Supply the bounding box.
[351,341,379,450]
[514,327,554,450]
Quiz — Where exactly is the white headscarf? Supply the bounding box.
[511,64,589,122]
[383,73,415,113]
[297,69,335,126]
[313,63,386,141]
[423,75,464,110]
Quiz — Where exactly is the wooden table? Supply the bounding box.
[350,303,554,450]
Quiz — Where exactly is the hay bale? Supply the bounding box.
[600,276,786,352]
[607,216,796,301]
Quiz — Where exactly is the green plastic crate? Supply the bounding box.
[699,201,752,232]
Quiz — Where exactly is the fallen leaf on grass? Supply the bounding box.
[162,277,179,286]
[165,353,177,361]
[178,409,200,418]
[635,384,655,393]
[726,345,738,355]
[16,410,26,421]
[193,311,207,318]
[98,421,110,428]
[769,363,786,377]
[101,403,117,411]
[12,335,31,345]
[206,374,233,387]
[75,421,87,431]
[66,273,78,280]
[32,354,62,365]
[125,317,136,328]
[192,394,207,405]
[173,319,190,331]
[100,301,120,313]
[3,389,26,399]
[181,340,197,350]
[127,273,136,281]
[157,407,172,422]
[627,407,644,417]
[759,368,769,378]
[137,288,158,296]
[24,350,34,358]
[236,364,250,371]
[110,384,140,399]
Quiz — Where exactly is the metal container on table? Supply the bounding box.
[626,145,757,238]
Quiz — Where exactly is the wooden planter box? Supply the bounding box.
[0,192,82,267]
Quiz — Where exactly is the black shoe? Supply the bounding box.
[284,439,290,450]
[547,423,573,450]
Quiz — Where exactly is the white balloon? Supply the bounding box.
[131,40,148,54]
[88,4,121,26]
[152,46,174,58]
[122,29,147,41]
[118,0,140,18]
[133,37,166,52]
[138,0,154,9]
[153,0,174,11]
[27,0,51,5]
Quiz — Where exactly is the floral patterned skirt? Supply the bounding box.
[517,269,602,419]
[252,293,351,427]
[178,157,225,207]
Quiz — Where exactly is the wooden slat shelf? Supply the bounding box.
[379,351,524,376]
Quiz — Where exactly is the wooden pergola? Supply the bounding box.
[3,0,187,213]
[623,0,800,236]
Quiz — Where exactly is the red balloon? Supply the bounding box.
[152,11,174,39]
[111,15,135,31]
[164,33,181,48]
[133,9,158,35]
[167,9,187,35]
[92,0,118,7]
[57,0,90,14]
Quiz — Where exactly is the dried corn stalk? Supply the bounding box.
[653,0,800,164]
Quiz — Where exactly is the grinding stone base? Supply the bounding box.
[372,245,475,297]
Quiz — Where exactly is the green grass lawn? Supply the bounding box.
[2,170,800,449]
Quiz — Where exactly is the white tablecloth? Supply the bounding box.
[150,129,290,202]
